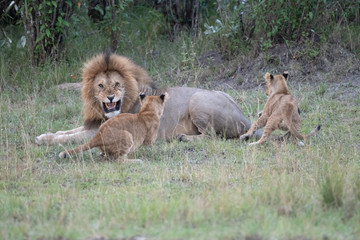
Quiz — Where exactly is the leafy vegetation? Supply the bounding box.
[19,0,76,65]
[204,0,360,56]
[1,0,360,239]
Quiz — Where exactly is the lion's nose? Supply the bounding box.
[107,95,115,102]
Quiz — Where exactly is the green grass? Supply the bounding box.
[1,78,359,239]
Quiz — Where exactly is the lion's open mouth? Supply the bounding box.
[103,100,121,113]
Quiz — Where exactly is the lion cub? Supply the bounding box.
[240,72,320,145]
[59,93,168,160]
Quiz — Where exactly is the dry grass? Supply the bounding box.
[1,79,359,239]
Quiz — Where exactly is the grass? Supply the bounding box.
[1,10,360,240]
[1,77,359,239]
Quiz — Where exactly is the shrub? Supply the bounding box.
[203,0,360,56]
[20,0,77,65]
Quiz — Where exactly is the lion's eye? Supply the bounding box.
[115,82,120,87]
[99,84,104,88]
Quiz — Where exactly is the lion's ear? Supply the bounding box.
[139,93,146,101]
[160,92,168,102]
[283,71,289,80]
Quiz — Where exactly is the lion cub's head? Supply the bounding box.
[264,71,290,96]
[139,92,168,118]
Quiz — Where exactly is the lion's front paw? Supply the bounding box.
[35,132,55,145]
[240,134,250,141]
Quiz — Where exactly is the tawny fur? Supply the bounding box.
[240,72,320,145]
[59,94,167,160]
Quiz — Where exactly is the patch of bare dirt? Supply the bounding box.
[198,51,224,67]
[190,43,359,91]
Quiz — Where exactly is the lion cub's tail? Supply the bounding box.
[305,125,321,139]
[59,141,94,159]
[289,124,321,141]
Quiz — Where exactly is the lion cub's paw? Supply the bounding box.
[123,159,144,164]
[58,151,67,159]
[240,134,250,141]
[248,142,259,146]
[177,134,189,142]
[298,141,305,147]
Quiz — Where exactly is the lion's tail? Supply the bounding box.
[58,140,95,159]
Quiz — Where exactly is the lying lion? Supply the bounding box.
[240,72,320,145]
[58,93,167,161]
[35,51,262,145]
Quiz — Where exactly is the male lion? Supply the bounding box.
[35,51,262,145]
[59,93,167,160]
[240,72,320,146]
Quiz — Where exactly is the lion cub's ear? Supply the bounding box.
[139,93,146,102]
[283,71,289,80]
[264,72,274,81]
[159,92,169,102]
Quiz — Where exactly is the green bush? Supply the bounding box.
[20,0,77,65]
[203,0,360,55]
